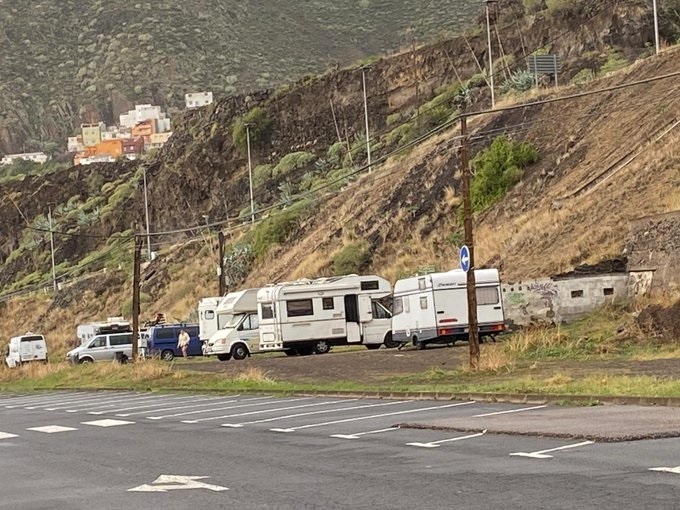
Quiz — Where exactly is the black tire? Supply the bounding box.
[313,340,331,355]
[414,338,426,350]
[217,353,232,362]
[284,349,298,356]
[231,343,249,360]
[79,357,93,364]
[161,349,175,362]
[383,332,399,349]
[365,344,381,350]
[296,346,314,356]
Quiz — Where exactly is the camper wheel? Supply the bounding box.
[161,349,175,362]
[217,353,232,362]
[231,343,249,360]
[313,340,331,355]
[383,332,399,349]
[284,349,298,356]
[78,356,94,364]
[365,344,381,350]
[413,336,426,350]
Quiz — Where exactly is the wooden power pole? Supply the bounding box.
[459,116,480,369]
[131,232,142,361]
[218,231,226,296]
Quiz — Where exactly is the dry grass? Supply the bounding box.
[233,367,273,383]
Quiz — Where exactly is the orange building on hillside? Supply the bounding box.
[74,146,97,166]
[131,119,157,143]
[95,139,124,158]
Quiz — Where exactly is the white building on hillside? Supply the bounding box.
[1,152,48,165]
[185,92,213,109]
[120,104,171,132]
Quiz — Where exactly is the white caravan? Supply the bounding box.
[204,288,261,361]
[258,275,396,355]
[392,269,506,349]
[197,296,233,344]
[4,333,48,368]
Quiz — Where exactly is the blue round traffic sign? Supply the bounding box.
[459,245,471,273]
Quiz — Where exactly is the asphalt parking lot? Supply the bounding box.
[1,391,680,509]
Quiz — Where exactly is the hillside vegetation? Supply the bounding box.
[0,0,480,154]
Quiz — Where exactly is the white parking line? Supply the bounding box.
[90,395,221,415]
[225,400,410,429]
[182,399,354,424]
[509,440,595,459]
[147,397,298,420]
[26,425,78,434]
[330,427,400,440]
[50,394,161,412]
[407,430,487,448]
[82,419,135,428]
[35,393,145,410]
[472,405,547,418]
[0,432,19,440]
[649,466,680,474]
[270,401,476,433]
[114,396,239,417]
[5,393,101,408]
[0,392,85,405]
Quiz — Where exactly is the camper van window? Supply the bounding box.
[404,297,411,313]
[110,334,132,346]
[360,280,380,291]
[204,310,215,320]
[476,287,500,305]
[287,299,314,317]
[261,304,275,320]
[418,278,426,290]
[322,297,334,310]
[372,301,390,319]
[420,296,428,310]
[89,336,106,348]
[393,297,403,315]
[155,329,176,340]
[218,313,233,329]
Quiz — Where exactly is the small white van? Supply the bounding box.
[4,333,48,368]
[205,289,260,361]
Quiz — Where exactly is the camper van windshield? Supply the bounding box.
[225,314,245,329]
[218,313,233,330]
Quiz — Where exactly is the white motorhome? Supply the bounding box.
[392,269,506,349]
[258,275,396,355]
[204,289,260,361]
[198,296,233,344]
[4,333,48,368]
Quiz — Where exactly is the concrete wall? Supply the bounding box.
[626,211,680,294]
[502,274,629,328]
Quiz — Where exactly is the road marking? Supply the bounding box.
[183,399,353,424]
[0,432,19,440]
[330,427,399,440]
[52,394,161,412]
[6,393,101,408]
[82,419,135,427]
[115,396,244,417]
[472,405,547,418]
[26,425,78,434]
[407,430,487,448]
[270,401,477,433]
[649,467,680,474]
[226,400,409,429]
[128,475,228,493]
[510,440,595,459]
[0,392,77,405]
[147,396,292,420]
[89,395,212,415]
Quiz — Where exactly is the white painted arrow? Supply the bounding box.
[649,466,680,474]
[128,475,229,493]
[510,440,594,459]
[330,427,399,440]
[406,430,487,448]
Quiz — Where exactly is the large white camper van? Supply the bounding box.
[258,275,396,355]
[392,269,505,349]
[204,289,260,361]
[198,296,232,344]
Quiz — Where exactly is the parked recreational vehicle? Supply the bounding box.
[204,288,260,361]
[392,269,506,349]
[4,333,48,368]
[258,275,396,355]
[197,296,232,344]
[76,317,130,346]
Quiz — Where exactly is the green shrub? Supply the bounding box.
[232,106,272,153]
[545,0,582,17]
[570,68,597,85]
[500,70,536,94]
[386,122,418,146]
[523,0,546,14]
[386,112,405,126]
[327,141,349,166]
[467,71,488,89]
[600,50,628,75]
[249,200,313,259]
[332,242,372,276]
[470,137,539,212]
[272,151,316,178]
[253,164,273,187]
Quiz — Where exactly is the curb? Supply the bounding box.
[9,387,680,407]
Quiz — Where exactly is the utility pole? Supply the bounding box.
[218,231,226,296]
[459,116,480,369]
[131,231,142,361]
[245,123,255,224]
[361,65,372,173]
[485,0,497,109]
[653,0,660,55]
[47,206,57,292]
[142,166,152,261]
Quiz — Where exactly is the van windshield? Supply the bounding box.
[218,313,233,330]
[224,314,245,329]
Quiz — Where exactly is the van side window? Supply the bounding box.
[371,301,390,319]
[89,336,106,348]
[393,297,403,315]
[261,303,275,320]
[247,315,259,330]
[154,329,176,340]
[360,281,380,291]
[322,297,334,310]
[418,278,426,290]
[204,310,215,320]
[110,334,132,346]
[404,297,411,313]
[476,287,499,305]
[287,299,314,317]
[420,296,428,310]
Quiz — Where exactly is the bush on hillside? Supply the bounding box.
[327,141,349,166]
[232,107,271,153]
[249,199,313,259]
[332,242,372,276]
[253,164,273,187]
[470,137,539,213]
[545,0,582,18]
[272,151,316,178]
[523,0,546,14]
[500,70,536,94]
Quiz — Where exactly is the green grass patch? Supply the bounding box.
[248,199,313,259]
[332,241,372,276]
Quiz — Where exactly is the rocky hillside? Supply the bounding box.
[0,0,679,354]
[0,0,481,154]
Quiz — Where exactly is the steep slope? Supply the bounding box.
[0,0,480,154]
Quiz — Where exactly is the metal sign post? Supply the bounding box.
[527,55,562,89]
